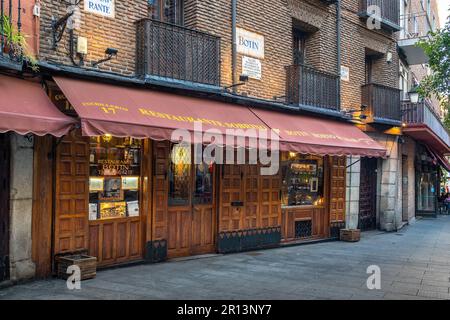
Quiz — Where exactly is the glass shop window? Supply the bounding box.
[88,136,142,221]
[281,153,324,207]
[168,144,191,206]
[193,162,214,205]
[416,167,437,212]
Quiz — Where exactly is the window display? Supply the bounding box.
[281,153,324,206]
[89,136,142,220]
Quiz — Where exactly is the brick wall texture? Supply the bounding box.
[37,0,403,112]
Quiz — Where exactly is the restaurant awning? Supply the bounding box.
[54,76,386,157]
[0,75,76,137]
[425,145,450,172]
[250,108,387,157]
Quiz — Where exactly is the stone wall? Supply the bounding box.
[402,136,416,223]
[9,134,35,281]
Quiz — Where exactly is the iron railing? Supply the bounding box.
[401,100,450,147]
[399,12,433,41]
[361,83,401,122]
[359,0,400,30]
[285,64,340,111]
[136,19,221,86]
[0,0,22,65]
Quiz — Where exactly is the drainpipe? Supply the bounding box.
[336,0,341,110]
[231,0,237,93]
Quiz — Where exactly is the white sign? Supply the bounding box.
[236,28,264,59]
[340,66,350,82]
[242,56,262,80]
[85,0,115,18]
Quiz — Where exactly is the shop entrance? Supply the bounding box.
[219,162,281,233]
[359,157,378,231]
[164,143,216,258]
[0,134,10,282]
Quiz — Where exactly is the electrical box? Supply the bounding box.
[77,36,88,55]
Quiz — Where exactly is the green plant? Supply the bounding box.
[1,14,39,71]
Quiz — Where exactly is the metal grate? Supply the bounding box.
[136,19,221,86]
[359,0,400,30]
[295,220,312,238]
[286,64,339,111]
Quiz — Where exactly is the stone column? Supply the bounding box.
[9,133,36,281]
[378,135,403,231]
[345,156,361,229]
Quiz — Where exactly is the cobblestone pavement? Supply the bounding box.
[2,216,450,300]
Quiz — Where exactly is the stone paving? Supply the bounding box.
[2,215,450,300]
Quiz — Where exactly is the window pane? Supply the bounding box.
[89,137,141,221]
[169,144,191,206]
[281,154,324,206]
[193,162,214,205]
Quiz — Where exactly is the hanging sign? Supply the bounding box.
[242,56,262,80]
[236,28,264,59]
[85,0,115,18]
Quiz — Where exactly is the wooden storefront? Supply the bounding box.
[31,129,348,273]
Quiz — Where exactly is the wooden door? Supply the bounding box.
[219,163,281,232]
[165,143,216,258]
[54,131,89,256]
[219,164,243,232]
[358,157,377,231]
[329,156,346,223]
[0,134,10,282]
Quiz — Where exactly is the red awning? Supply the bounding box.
[0,75,76,137]
[426,145,450,172]
[250,108,387,157]
[53,77,271,145]
[54,76,386,157]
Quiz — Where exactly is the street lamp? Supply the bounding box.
[409,86,420,104]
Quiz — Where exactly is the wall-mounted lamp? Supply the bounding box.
[225,74,249,91]
[408,85,420,104]
[92,48,119,67]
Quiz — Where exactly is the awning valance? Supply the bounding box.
[54,76,386,157]
[250,108,387,158]
[0,75,76,137]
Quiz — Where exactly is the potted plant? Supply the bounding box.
[1,14,38,71]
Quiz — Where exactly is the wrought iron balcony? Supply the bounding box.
[0,0,23,71]
[358,0,401,32]
[285,64,340,112]
[398,13,432,65]
[136,19,221,87]
[361,83,401,124]
[401,100,450,148]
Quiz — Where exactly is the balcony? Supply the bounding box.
[361,83,401,125]
[398,13,431,65]
[136,19,221,87]
[285,64,339,112]
[401,100,450,154]
[358,0,401,32]
[0,1,23,71]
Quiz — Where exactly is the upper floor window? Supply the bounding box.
[149,0,184,25]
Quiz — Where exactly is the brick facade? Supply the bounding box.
[36,0,399,110]
[38,0,148,75]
